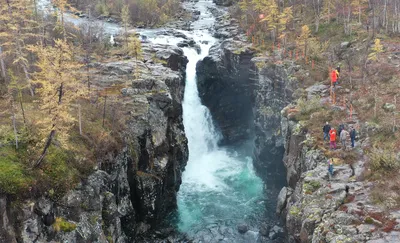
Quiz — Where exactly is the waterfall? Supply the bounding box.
[176,1,266,241]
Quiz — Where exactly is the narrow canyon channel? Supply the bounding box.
[37,0,283,242]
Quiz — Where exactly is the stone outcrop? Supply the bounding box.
[196,40,256,146]
[196,39,297,186]
[251,58,297,182]
[279,88,400,242]
[0,43,188,243]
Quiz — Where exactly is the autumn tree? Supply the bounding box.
[368,38,383,61]
[127,34,143,79]
[297,25,311,58]
[29,39,84,167]
[53,0,77,40]
[121,4,130,47]
[0,0,38,96]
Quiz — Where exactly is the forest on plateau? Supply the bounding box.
[0,0,156,199]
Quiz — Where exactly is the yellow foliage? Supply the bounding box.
[29,39,84,147]
[368,38,384,61]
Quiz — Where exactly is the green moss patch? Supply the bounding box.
[53,217,77,232]
[0,147,32,194]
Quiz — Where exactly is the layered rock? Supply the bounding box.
[196,40,256,146]
[279,93,400,242]
[251,59,297,183]
[0,44,188,243]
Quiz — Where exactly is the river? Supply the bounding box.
[36,0,271,242]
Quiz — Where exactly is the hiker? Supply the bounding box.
[329,127,337,149]
[323,121,331,141]
[330,69,338,87]
[350,127,356,148]
[336,65,340,83]
[328,158,334,178]
[338,124,344,136]
[340,128,349,150]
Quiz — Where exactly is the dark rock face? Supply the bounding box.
[0,44,188,243]
[252,58,297,185]
[197,39,297,185]
[213,0,237,7]
[197,40,256,146]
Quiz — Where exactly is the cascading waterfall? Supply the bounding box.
[37,0,270,240]
[176,1,266,241]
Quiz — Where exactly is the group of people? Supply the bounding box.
[323,122,356,150]
[330,65,341,87]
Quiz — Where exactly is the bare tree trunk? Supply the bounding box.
[34,129,56,168]
[78,104,82,135]
[394,95,397,132]
[18,89,26,125]
[102,95,107,128]
[374,90,377,118]
[11,102,18,149]
[0,46,6,82]
[22,64,34,96]
[58,83,63,104]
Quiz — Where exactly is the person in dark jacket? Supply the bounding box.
[338,124,344,136]
[323,122,331,141]
[350,127,356,148]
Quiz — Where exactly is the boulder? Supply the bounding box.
[276,187,288,214]
[341,41,350,48]
[259,223,271,236]
[237,224,249,234]
[269,225,284,240]
[382,103,396,112]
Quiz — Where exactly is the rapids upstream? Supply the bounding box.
[36,0,275,242]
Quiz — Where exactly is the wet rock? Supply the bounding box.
[197,40,255,146]
[213,0,235,6]
[276,186,292,214]
[268,225,284,240]
[156,29,187,39]
[259,223,271,236]
[237,224,249,234]
[177,38,196,48]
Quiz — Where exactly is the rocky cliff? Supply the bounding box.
[277,89,400,242]
[197,37,297,186]
[0,43,189,243]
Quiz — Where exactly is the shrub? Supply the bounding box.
[295,96,322,121]
[40,147,79,199]
[369,146,400,171]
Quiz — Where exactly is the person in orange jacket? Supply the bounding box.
[329,127,337,149]
[331,69,338,87]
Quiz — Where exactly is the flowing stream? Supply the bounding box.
[36,0,270,241]
[154,1,267,242]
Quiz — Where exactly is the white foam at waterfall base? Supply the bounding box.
[178,27,265,238]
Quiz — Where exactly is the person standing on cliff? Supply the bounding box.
[338,123,344,136]
[336,65,341,84]
[331,69,338,87]
[328,158,334,179]
[323,121,331,142]
[340,128,349,150]
[329,127,337,149]
[350,127,357,148]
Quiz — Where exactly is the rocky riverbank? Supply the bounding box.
[277,86,400,243]
[0,41,189,243]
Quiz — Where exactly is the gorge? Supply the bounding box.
[1,0,355,243]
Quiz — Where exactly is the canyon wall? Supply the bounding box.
[0,44,189,243]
